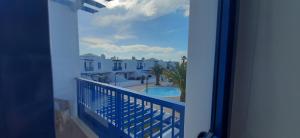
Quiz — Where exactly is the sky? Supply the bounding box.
[78,0,189,62]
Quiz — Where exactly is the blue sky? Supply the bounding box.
[78,0,189,61]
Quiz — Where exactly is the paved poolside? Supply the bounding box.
[124,81,181,102]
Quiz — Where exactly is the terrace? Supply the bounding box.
[137,60,144,70]
[112,66,123,71]
[84,59,94,72]
[113,60,123,71]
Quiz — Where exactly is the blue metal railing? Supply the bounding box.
[77,78,185,138]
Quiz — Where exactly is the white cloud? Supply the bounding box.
[93,0,190,27]
[80,37,187,61]
[113,34,136,40]
[79,1,189,61]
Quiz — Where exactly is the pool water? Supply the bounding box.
[143,87,181,97]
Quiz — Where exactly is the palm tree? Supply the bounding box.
[151,64,164,85]
[181,56,187,63]
[164,61,187,102]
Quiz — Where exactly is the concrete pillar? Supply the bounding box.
[184,0,219,137]
[48,0,80,116]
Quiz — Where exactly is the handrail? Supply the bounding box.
[77,77,185,138]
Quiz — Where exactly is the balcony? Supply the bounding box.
[85,67,94,72]
[77,78,185,137]
[113,66,122,71]
[137,66,143,70]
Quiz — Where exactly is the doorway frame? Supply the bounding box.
[210,0,239,137]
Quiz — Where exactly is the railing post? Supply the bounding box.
[91,84,96,111]
[180,108,185,138]
[160,105,163,138]
[77,79,80,117]
[115,89,122,135]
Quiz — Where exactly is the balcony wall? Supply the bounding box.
[48,0,80,116]
[185,0,219,137]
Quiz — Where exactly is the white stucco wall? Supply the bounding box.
[184,0,219,137]
[80,55,97,74]
[123,60,137,72]
[230,0,300,137]
[80,54,114,74]
[143,60,156,70]
[101,59,113,73]
[48,0,80,116]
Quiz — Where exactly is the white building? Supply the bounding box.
[80,53,178,83]
[80,53,113,82]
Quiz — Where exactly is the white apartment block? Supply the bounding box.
[80,53,178,84]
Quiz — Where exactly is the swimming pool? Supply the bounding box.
[143,87,181,97]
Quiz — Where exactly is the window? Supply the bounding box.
[84,62,87,70]
[84,61,94,71]
[98,62,101,69]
